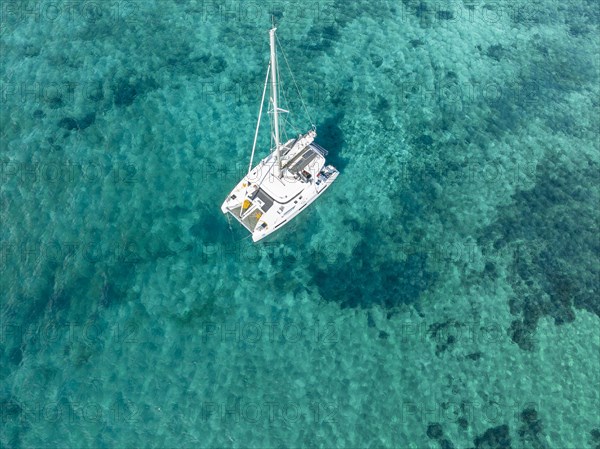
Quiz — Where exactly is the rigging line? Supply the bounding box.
[249,61,271,173]
[274,55,296,144]
[276,64,302,136]
[240,233,253,241]
[271,49,283,151]
[226,214,235,239]
[276,55,284,142]
[275,33,315,129]
[277,45,302,140]
[270,100,274,152]
[278,39,313,132]
[278,38,315,128]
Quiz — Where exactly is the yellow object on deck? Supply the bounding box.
[255,211,263,220]
[242,200,251,209]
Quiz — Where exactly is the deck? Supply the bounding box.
[287,148,318,174]
[252,188,274,212]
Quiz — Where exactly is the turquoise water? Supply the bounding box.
[1,1,599,448]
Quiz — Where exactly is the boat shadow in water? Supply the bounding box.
[308,237,438,310]
[317,112,348,172]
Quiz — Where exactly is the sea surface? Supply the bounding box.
[1,1,599,448]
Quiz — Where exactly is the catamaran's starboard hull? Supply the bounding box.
[251,168,338,242]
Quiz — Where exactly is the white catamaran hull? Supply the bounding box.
[221,132,339,242]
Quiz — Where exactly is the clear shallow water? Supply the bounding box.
[1,1,599,448]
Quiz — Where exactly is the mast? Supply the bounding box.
[269,27,281,176]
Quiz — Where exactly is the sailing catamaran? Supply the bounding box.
[220,26,339,242]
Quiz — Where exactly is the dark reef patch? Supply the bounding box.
[437,10,454,21]
[370,95,396,131]
[23,45,41,57]
[57,113,95,131]
[304,24,341,53]
[46,96,64,109]
[114,79,138,107]
[410,38,425,47]
[473,424,512,449]
[518,407,549,449]
[478,152,599,350]
[466,352,482,361]
[0,398,22,419]
[590,428,600,449]
[426,423,455,449]
[193,53,228,77]
[369,53,383,68]
[440,439,455,449]
[113,74,158,107]
[415,2,429,19]
[57,117,78,130]
[310,238,437,309]
[427,422,444,439]
[413,134,434,147]
[486,44,506,61]
[428,320,461,355]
